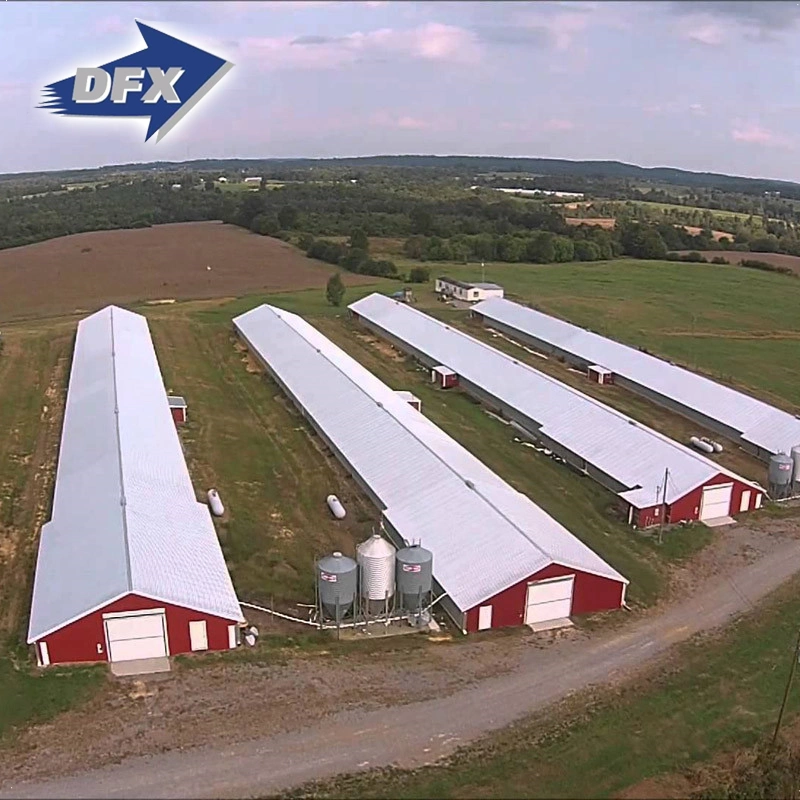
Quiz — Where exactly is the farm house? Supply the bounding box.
[349,294,765,528]
[27,306,243,668]
[434,277,504,302]
[471,297,800,463]
[233,304,628,633]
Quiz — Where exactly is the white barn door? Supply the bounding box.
[525,576,574,625]
[104,611,168,662]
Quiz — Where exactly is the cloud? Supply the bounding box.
[242,22,481,70]
[668,1,800,43]
[544,118,575,131]
[499,118,576,134]
[369,111,434,130]
[0,82,27,98]
[92,16,129,36]
[645,101,706,116]
[731,121,792,148]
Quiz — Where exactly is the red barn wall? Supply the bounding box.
[464,563,625,633]
[635,473,762,528]
[170,407,186,424]
[38,593,237,665]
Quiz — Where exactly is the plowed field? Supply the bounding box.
[0,221,373,321]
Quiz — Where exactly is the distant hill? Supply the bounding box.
[3,155,800,197]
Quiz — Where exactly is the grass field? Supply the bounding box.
[283,575,800,800]
[398,258,800,409]
[0,235,797,751]
[0,326,106,741]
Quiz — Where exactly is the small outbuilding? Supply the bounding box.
[431,365,459,389]
[168,395,188,424]
[394,390,422,411]
[587,365,614,385]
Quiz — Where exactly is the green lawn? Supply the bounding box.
[398,259,800,407]
[280,576,800,800]
[0,329,106,744]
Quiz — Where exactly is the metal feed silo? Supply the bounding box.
[316,552,358,621]
[357,534,396,614]
[396,545,433,615]
[792,445,800,496]
[769,453,794,499]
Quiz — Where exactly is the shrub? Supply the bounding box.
[711,256,729,265]
[408,266,430,283]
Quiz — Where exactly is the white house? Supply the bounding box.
[435,277,504,303]
[244,177,262,184]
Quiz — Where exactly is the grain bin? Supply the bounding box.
[357,534,395,614]
[792,445,800,495]
[207,489,224,517]
[316,552,358,621]
[396,545,433,615]
[769,453,794,499]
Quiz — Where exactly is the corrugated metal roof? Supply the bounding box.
[473,297,800,457]
[233,304,627,614]
[28,306,243,643]
[349,294,762,511]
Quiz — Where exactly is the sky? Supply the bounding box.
[3,0,800,180]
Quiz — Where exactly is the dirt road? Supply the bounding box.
[4,532,800,800]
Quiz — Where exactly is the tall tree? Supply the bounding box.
[326,272,346,307]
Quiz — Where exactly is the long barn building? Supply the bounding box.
[349,294,764,528]
[233,304,628,633]
[28,306,243,668]
[471,297,800,462]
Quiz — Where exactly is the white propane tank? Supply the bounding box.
[207,488,225,517]
[711,441,724,453]
[690,436,715,454]
[326,494,346,519]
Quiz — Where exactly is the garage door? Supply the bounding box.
[700,483,733,521]
[104,612,168,662]
[524,576,574,625]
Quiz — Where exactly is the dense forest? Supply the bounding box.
[6,154,800,199]
[1,162,799,280]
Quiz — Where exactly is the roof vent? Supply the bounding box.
[377,401,384,409]
[465,479,475,490]
[628,420,637,426]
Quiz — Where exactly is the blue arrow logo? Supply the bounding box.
[38,21,233,142]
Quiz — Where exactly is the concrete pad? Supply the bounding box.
[528,617,574,633]
[702,516,736,529]
[110,656,171,677]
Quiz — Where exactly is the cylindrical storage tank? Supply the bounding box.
[711,441,724,453]
[791,445,800,492]
[326,494,346,520]
[396,545,433,613]
[207,489,224,517]
[690,437,714,453]
[769,453,794,499]
[357,534,396,611]
[316,552,358,621]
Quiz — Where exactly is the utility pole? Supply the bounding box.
[773,627,800,746]
[481,261,486,282]
[658,467,669,545]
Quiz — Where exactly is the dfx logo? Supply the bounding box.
[39,21,233,142]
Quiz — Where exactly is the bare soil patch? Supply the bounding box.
[676,250,800,274]
[680,226,733,242]
[565,217,616,229]
[0,222,373,322]
[0,636,525,786]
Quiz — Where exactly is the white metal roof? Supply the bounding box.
[349,294,762,511]
[168,395,187,408]
[28,306,243,643]
[233,304,627,614]
[473,297,800,457]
